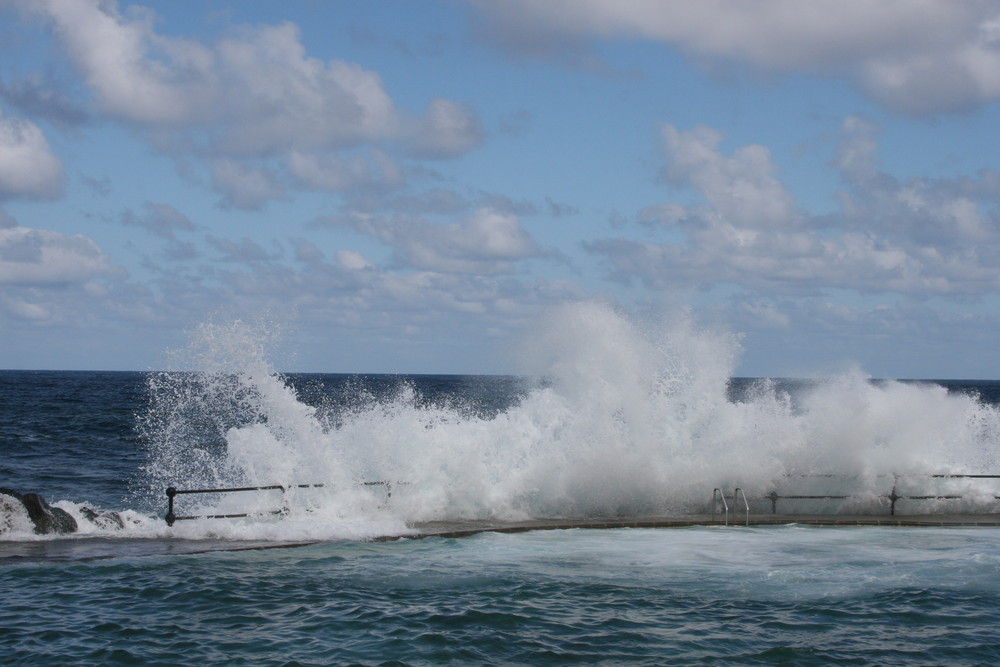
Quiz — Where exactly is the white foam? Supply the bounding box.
[0,493,35,539]
[121,303,1000,541]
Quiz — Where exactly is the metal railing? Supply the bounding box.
[735,487,750,525]
[712,488,729,525]
[736,474,1000,516]
[713,487,751,526]
[166,473,1000,527]
[164,481,394,526]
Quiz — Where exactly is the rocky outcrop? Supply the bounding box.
[79,505,125,530]
[0,488,78,535]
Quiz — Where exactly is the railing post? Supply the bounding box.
[889,475,899,516]
[768,490,778,514]
[165,487,177,527]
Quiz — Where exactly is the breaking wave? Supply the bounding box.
[122,303,1000,541]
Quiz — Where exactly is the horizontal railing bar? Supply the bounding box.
[764,493,1000,500]
[165,480,400,526]
[784,473,890,478]
[929,474,1000,479]
[168,481,397,496]
[763,493,999,499]
[765,493,1000,499]
[171,509,291,522]
[169,483,327,496]
[756,475,1000,515]
[783,473,1000,479]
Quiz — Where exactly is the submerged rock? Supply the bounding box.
[79,505,125,530]
[0,488,78,535]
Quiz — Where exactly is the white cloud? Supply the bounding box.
[0,73,90,129]
[0,226,117,285]
[711,293,1000,377]
[211,24,399,154]
[336,249,373,271]
[588,120,1000,296]
[835,116,1000,248]
[139,237,585,359]
[210,159,285,210]
[0,112,63,199]
[834,116,881,183]
[660,124,801,229]
[25,0,212,125]
[467,0,1000,114]
[15,0,483,207]
[23,0,481,149]
[334,207,547,274]
[3,296,50,321]
[26,0,394,140]
[288,149,403,192]
[408,98,485,158]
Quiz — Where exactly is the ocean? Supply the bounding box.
[4,314,1000,664]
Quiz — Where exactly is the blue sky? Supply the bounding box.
[3,0,1000,378]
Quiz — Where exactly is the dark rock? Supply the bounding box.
[0,488,78,535]
[80,505,125,530]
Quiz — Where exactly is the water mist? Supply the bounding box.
[134,304,1000,540]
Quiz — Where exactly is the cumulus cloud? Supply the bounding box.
[23,0,483,149]
[587,120,1000,295]
[147,234,583,355]
[288,149,403,193]
[22,0,214,125]
[332,207,547,274]
[0,112,63,199]
[834,116,1000,248]
[0,226,117,285]
[467,0,1000,114]
[408,98,485,158]
[210,26,399,154]
[0,73,90,129]
[335,249,373,271]
[14,0,483,206]
[660,124,802,229]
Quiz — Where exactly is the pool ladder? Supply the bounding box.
[712,488,750,526]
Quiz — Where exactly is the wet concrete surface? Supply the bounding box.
[407,513,1000,538]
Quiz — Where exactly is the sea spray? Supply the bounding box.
[130,303,1000,539]
[133,319,400,539]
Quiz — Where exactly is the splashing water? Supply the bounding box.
[127,304,1000,540]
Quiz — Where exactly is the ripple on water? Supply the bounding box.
[2,528,1000,664]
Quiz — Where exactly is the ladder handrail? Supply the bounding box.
[712,488,729,526]
[734,487,750,526]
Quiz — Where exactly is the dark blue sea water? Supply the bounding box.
[3,368,1000,664]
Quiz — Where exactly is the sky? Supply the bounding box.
[3,0,1000,378]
